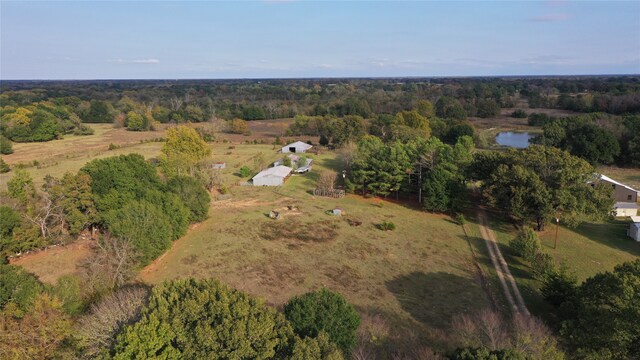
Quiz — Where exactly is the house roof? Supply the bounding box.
[599,174,639,193]
[284,141,313,150]
[631,216,640,223]
[252,165,292,179]
[614,202,639,209]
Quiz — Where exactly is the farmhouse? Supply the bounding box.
[597,175,638,203]
[252,165,292,186]
[628,216,640,242]
[282,141,312,153]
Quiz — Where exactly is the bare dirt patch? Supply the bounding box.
[10,237,93,284]
[260,218,340,243]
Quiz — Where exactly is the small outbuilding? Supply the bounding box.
[252,165,293,186]
[212,162,226,169]
[282,141,312,154]
[628,216,640,242]
[614,202,639,217]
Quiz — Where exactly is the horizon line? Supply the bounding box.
[2,73,640,82]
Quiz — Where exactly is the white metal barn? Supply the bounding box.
[252,165,293,186]
[282,141,312,153]
[628,216,640,242]
[614,202,639,217]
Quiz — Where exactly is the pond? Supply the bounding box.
[495,132,535,148]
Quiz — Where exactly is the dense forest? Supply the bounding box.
[2,76,639,165]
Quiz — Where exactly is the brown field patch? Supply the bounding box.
[9,237,93,284]
[260,218,340,243]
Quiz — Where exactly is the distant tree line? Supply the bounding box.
[531,113,640,166]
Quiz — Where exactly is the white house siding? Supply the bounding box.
[253,175,284,186]
[616,207,639,217]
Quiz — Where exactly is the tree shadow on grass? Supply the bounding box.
[569,220,640,257]
[386,271,488,331]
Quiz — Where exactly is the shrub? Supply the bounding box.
[107,143,119,150]
[509,227,540,261]
[227,119,249,134]
[377,221,396,231]
[239,165,252,177]
[0,135,13,154]
[541,269,578,311]
[511,109,527,118]
[319,134,329,146]
[0,158,9,173]
[113,279,294,359]
[283,156,292,167]
[531,253,555,279]
[73,124,95,135]
[284,288,360,353]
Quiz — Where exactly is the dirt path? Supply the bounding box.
[476,208,530,316]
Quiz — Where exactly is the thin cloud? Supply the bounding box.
[530,13,571,22]
[108,58,160,64]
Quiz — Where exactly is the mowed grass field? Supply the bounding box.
[475,213,640,318]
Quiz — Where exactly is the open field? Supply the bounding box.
[6,128,492,349]
[138,150,491,348]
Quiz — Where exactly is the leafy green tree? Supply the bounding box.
[0,206,21,239]
[84,100,115,123]
[0,158,11,174]
[7,169,36,205]
[444,122,475,144]
[113,278,295,359]
[481,146,613,230]
[43,172,97,235]
[166,176,210,222]
[103,201,174,265]
[0,263,43,314]
[509,227,540,261]
[541,268,578,317]
[81,153,162,212]
[0,135,13,154]
[124,111,146,131]
[289,332,344,360]
[330,115,366,146]
[476,99,501,118]
[284,288,360,353]
[161,125,211,176]
[561,259,640,359]
[435,96,467,120]
[564,123,620,165]
[240,165,252,177]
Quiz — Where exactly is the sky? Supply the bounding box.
[1,1,639,79]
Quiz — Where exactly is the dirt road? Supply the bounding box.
[477,207,530,316]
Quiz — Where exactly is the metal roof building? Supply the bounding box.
[252,165,293,186]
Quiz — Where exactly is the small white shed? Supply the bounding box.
[282,141,312,154]
[628,216,640,242]
[614,202,639,217]
[252,165,293,186]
